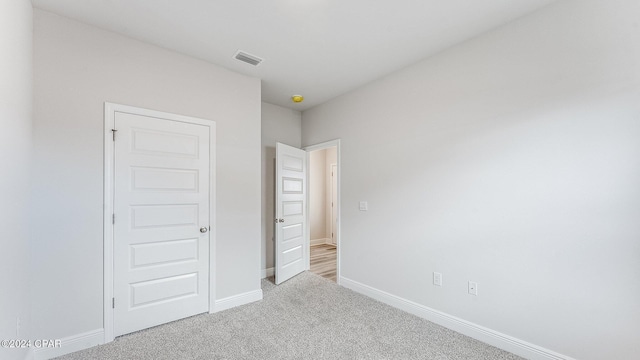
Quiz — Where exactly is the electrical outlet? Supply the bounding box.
[468,281,478,296]
[359,201,368,211]
[433,272,442,286]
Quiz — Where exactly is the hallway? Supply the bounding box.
[309,244,336,282]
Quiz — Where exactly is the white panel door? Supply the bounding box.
[113,111,210,336]
[275,142,307,284]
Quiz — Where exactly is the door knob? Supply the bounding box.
[274,218,285,223]
[279,219,285,223]
[200,227,208,233]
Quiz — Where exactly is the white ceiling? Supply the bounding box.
[31,0,557,111]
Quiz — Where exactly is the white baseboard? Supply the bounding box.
[32,328,104,360]
[261,267,274,279]
[29,291,262,359]
[339,276,574,360]
[212,289,263,313]
[310,238,329,246]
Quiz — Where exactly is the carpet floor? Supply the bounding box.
[56,272,523,360]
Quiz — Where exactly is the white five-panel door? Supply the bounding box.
[113,111,210,336]
[275,142,307,284]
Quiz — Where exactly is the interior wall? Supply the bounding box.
[32,9,262,341]
[261,102,302,274]
[310,149,328,242]
[301,0,640,359]
[0,1,32,359]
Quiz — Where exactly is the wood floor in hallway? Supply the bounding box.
[310,244,336,282]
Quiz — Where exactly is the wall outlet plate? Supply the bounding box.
[359,201,368,211]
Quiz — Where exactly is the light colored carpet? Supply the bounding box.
[56,272,523,359]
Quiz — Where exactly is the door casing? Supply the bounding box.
[103,102,216,343]
[330,163,338,245]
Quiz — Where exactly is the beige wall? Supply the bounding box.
[309,147,338,245]
[261,102,302,273]
[0,1,32,359]
[302,0,640,358]
[308,147,339,244]
[32,9,262,341]
[309,149,327,241]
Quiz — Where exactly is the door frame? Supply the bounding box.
[330,163,338,245]
[103,102,216,343]
[304,139,341,284]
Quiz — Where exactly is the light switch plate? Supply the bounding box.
[433,272,442,286]
[468,281,478,296]
[359,201,368,211]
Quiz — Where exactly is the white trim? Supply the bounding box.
[329,163,338,247]
[310,238,330,246]
[304,139,341,285]
[103,102,216,340]
[213,289,263,313]
[340,277,575,360]
[32,329,104,360]
[261,267,275,279]
[103,103,115,342]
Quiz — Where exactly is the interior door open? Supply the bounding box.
[275,142,307,284]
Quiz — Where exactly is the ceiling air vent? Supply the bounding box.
[233,51,263,66]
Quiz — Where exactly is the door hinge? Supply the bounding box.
[112,298,115,309]
[112,214,115,224]
[111,129,117,141]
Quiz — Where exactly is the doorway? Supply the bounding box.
[306,141,339,282]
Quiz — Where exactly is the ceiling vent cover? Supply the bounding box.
[233,51,263,66]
